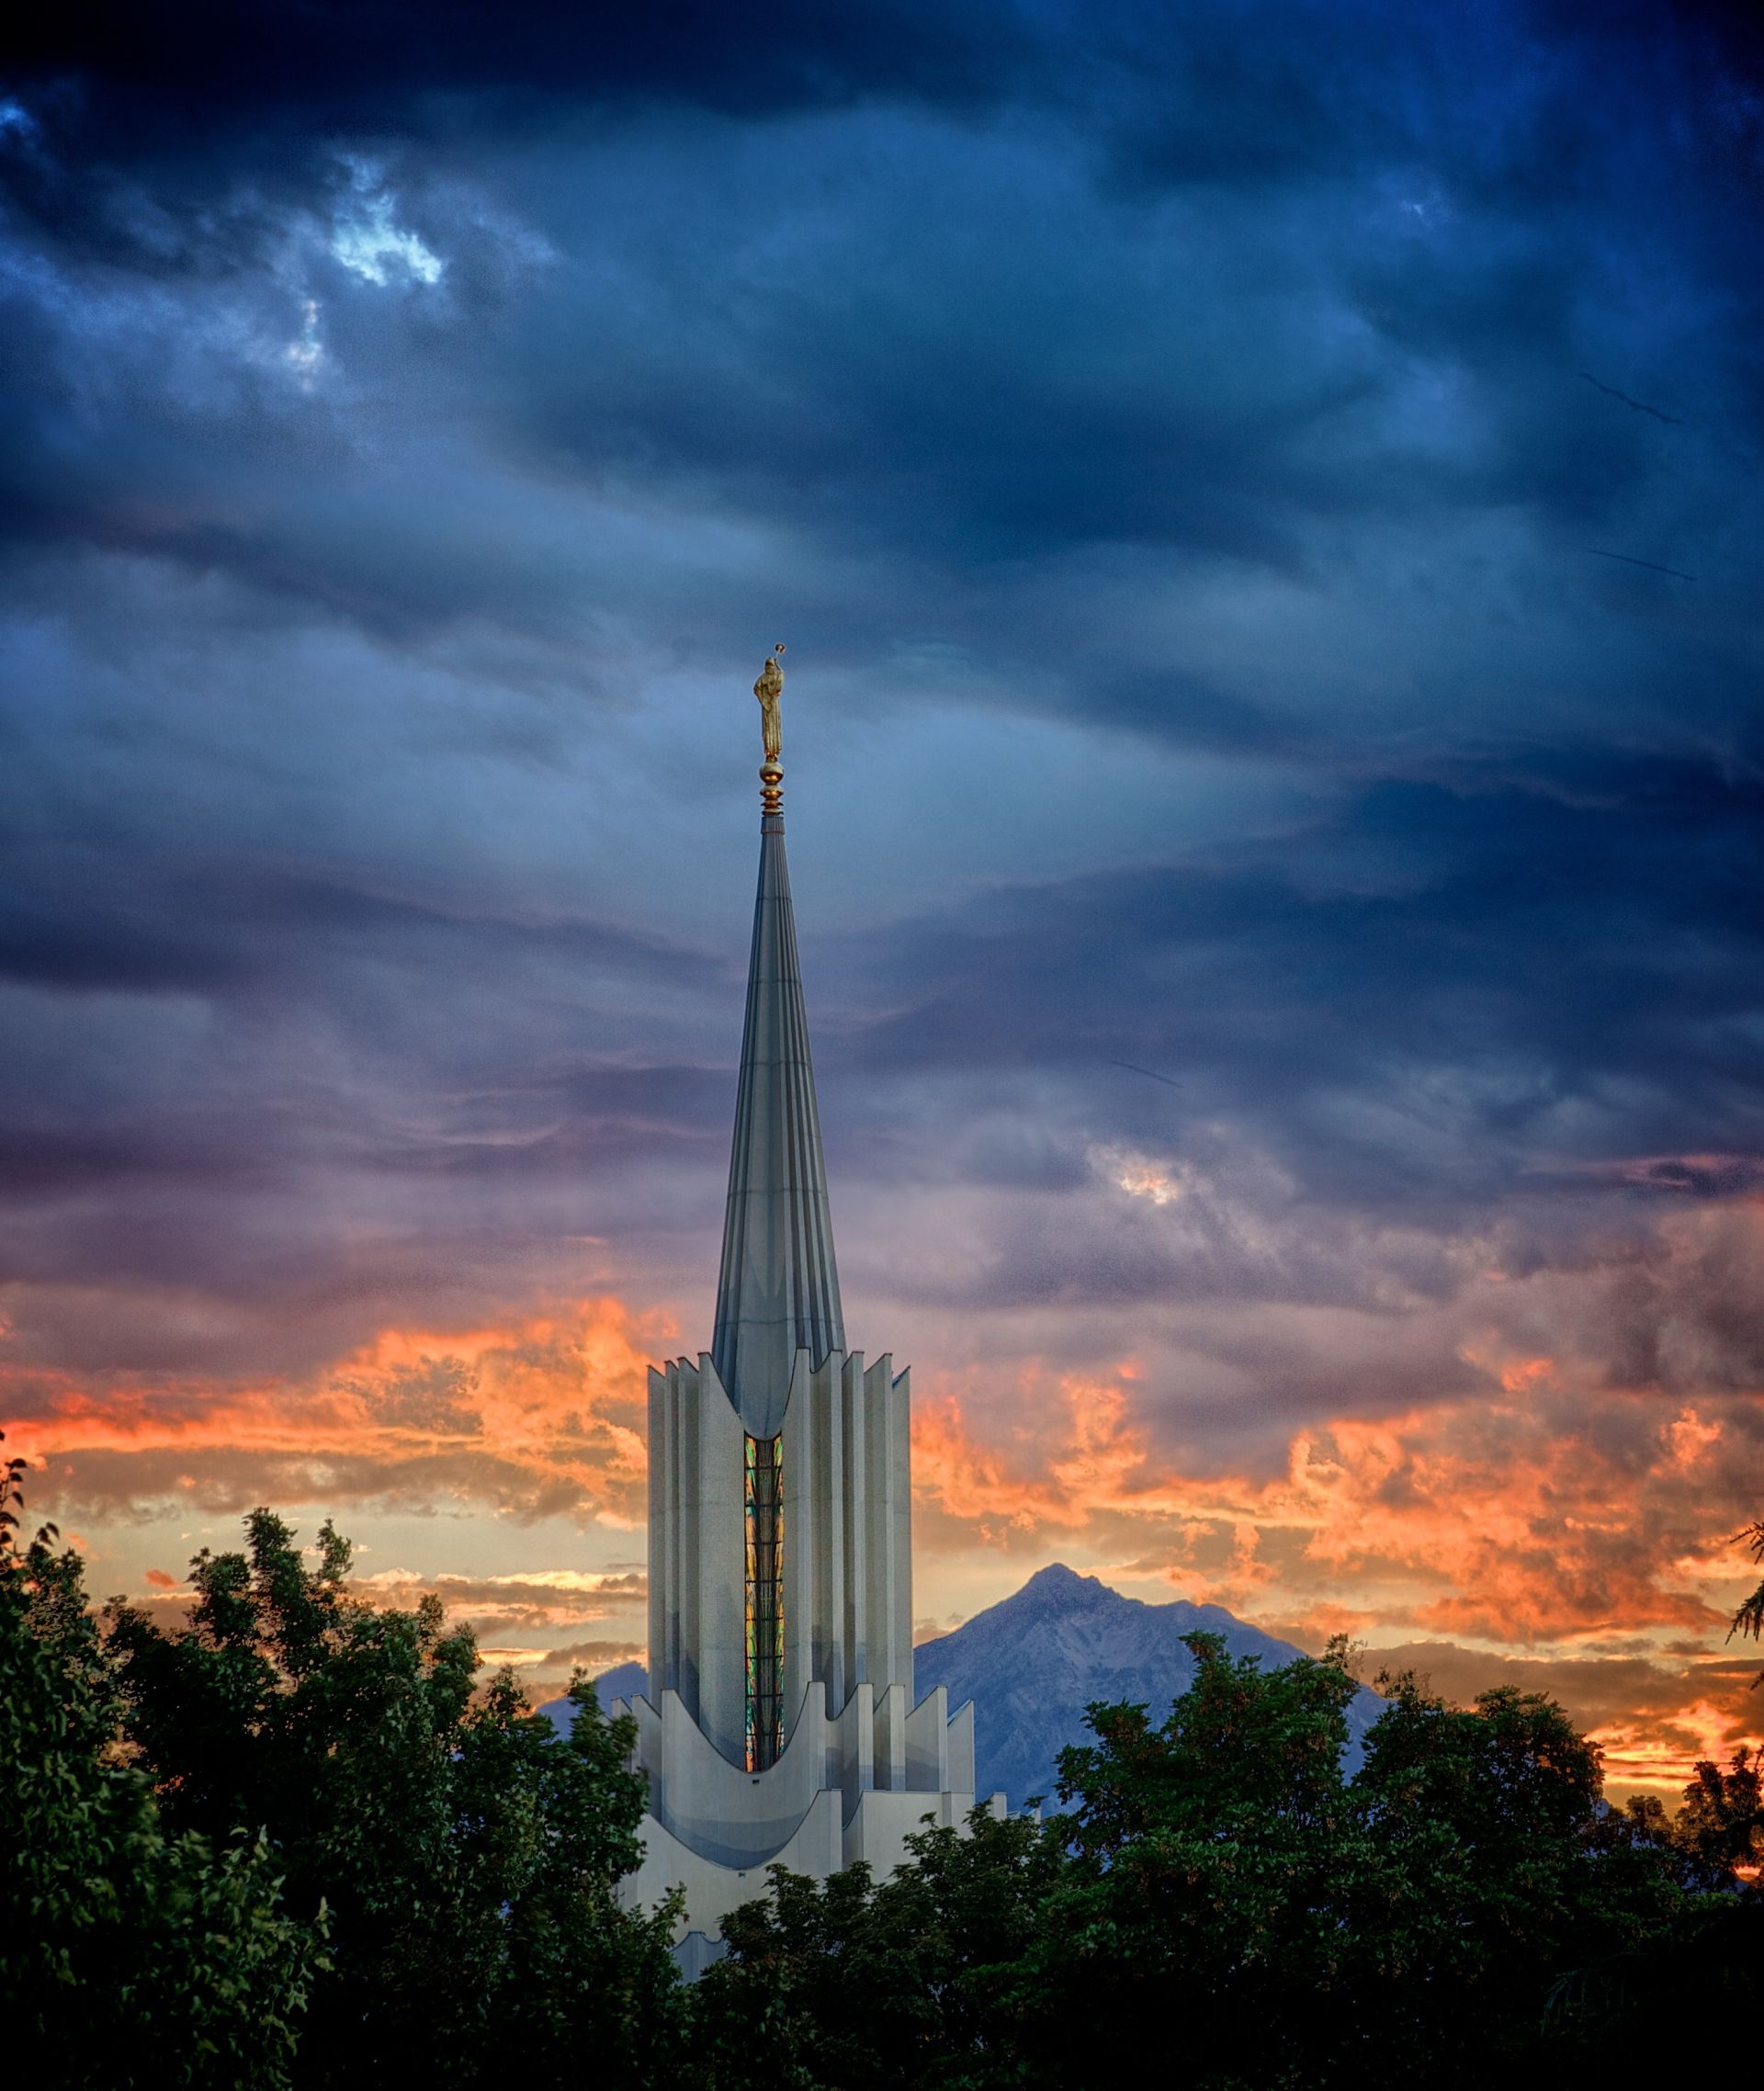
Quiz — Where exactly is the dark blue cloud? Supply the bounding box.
[4,0,1038,156]
[0,0,1759,1425]
[828,749,1764,1178]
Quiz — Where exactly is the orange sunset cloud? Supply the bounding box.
[908,1350,1764,1799]
[6,1280,1760,1792]
[4,1294,669,1529]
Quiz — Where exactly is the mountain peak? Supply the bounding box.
[915,1567,1381,1806]
[1005,1560,1132,1613]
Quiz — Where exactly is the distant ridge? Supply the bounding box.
[539,1564,1379,1808]
[913,1563,1381,1805]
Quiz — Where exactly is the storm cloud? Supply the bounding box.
[2,0,1761,1788]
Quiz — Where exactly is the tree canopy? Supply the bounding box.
[103,1504,683,2089]
[6,1464,1763,2091]
[702,1632,1761,2091]
[1,1442,319,2089]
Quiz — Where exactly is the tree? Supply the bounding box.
[1541,1749,1764,2081]
[695,1805,1066,2091]
[0,1441,319,2089]
[1007,1633,1380,2090]
[1352,1671,1688,2083]
[1727,1518,1764,1670]
[17,1463,1759,2091]
[1674,1745,1763,1883]
[1028,1644,1724,2088]
[698,1637,1376,2091]
[105,1505,683,2089]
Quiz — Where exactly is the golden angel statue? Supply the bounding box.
[754,643,786,762]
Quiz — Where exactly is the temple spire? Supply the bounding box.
[710,651,843,1430]
[628,645,980,1946]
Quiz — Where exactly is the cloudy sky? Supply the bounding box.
[4,0,1761,1798]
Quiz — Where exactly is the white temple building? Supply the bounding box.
[614,659,998,1966]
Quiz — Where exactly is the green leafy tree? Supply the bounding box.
[0,1441,319,2089]
[1007,1633,1380,2090]
[1352,1671,1689,2083]
[1542,1751,1764,2081]
[105,1505,682,2089]
[695,1805,1066,2091]
[699,1634,1721,2091]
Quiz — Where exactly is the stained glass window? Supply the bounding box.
[743,1433,785,1770]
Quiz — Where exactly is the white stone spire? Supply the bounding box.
[710,815,845,1439]
[616,654,1001,1969]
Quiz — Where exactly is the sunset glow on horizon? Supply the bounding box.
[10,1256,1761,1803]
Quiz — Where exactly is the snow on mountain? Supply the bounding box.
[538,1564,1380,1807]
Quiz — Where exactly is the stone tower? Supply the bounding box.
[615,661,994,1962]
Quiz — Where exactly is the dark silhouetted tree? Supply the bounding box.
[1675,1745,1763,1882]
[1,1441,319,2089]
[695,1803,1065,2091]
[700,1633,1732,2091]
[1728,1517,1764,1682]
[106,1504,683,2090]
